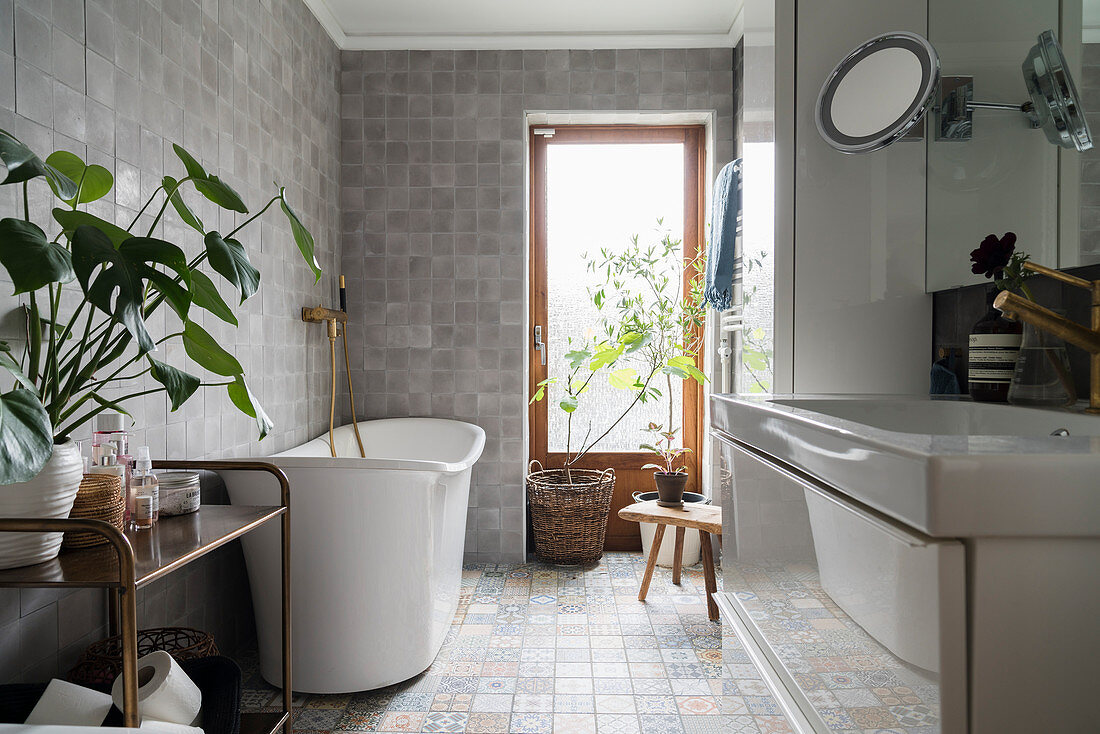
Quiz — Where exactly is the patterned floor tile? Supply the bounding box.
[238,553,791,734]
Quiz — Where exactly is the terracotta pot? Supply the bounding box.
[653,472,688,508]
[0,439,84,570]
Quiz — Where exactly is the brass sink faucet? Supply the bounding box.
[994,262,1100,414]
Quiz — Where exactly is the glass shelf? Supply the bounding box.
[0,505,284,590]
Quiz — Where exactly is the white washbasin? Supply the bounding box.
[711,394,1100,537]
[771,397,1100,437]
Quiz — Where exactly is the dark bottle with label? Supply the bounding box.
[967,287,1023,402]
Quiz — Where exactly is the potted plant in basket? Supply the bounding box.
[0,130,321,569]
[527,224,706,564]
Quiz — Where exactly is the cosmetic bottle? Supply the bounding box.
[968,287,1023,402]
[93,412,132,490]
[130,447,159,530]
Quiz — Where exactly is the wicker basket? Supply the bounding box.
[67,627,219,687]
[63,474,126,549]
[526,460,615,565]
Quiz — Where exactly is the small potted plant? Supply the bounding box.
[0,130,320,569]
[640,423,691,507]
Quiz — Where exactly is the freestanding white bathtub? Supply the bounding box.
[221,418,485,693]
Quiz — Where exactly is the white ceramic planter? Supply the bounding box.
[640,521,702,568]
[0,439,84,570]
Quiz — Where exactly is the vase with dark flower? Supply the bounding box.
[967,233,1030,402]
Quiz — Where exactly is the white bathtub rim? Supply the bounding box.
[253,418,486,474]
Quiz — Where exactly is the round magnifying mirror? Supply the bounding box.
[816,32,940,154]
[1023,30,1093,152]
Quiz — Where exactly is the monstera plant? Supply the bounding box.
[0,129,321,485]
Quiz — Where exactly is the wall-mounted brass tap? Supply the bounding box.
[994,262,1100,414]
[302,276,365,457]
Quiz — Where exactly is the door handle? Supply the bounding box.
[534,325,546,365]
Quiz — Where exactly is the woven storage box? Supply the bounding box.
[63,474,125,549]
[67,627,219,688]
[526,461,615,565]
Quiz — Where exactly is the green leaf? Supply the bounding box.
[53,208,131,247]
[608,367,639,390]
[0,388,53,484]
[72,225,154,353]
[0,129,78,201]
[44,150,113,204]
[148,358,200,411]
[0,219,75,294]
[205,231,259,303]
[89,392,132,418]
[619,331,650,354]
[666,355,706,383]
[190,270,237,325]
[123,236,192,319]
[194,175,247,213]
[558,395,579,413]
[227,374,273,439]
[162,176,204,233]
[744,352,769,371]
[528,386,545,404]
[588,343,622,370]
[145,269,191,320]
[170,144,247,213]
[183,320,242,376]
[121,236,190,282]
[0,344,36,393]
[279,191,322,282]
[564,349,591,370]
[171,144,208,180]
[593,290,604,308]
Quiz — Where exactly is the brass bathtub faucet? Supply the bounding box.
[993,262,1100,414]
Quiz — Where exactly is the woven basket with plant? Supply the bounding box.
[527,224,707,565]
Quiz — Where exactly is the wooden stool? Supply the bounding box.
[617,501,722,621]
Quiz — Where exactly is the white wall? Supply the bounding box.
[784,0,932,394]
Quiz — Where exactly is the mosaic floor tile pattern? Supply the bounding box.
[726,559,941,734]
[240,552,794,733]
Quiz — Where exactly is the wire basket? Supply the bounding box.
[63,474,126,549]
[67,627,219,687]
[526,460,615,565]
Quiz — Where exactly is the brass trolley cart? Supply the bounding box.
[0,460,293,734]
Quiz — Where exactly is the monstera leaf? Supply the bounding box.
[205,231,259,303]
[189,271,237,325]
[0,219,74,294]
[71,227,191,354]
[280,189,322,282]
[227,375,273,439]
[182,320,242,376]
[0,129,78,201]
[172,144,247,213]
[53,209,131,247]
[162,175,204,233]
[0,389,53,484]
[149,358,200,412]
[44,151,113,205]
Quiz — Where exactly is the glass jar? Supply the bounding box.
[1007,322,1076,407]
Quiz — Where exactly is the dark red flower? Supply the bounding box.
[969,232,1017,278]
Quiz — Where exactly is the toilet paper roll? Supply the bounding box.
[110,651,202,726]
[139,720,205,734]
[24,678,113,726]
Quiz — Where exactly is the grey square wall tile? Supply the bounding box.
[368,42,732,566]
[6,0,342,676]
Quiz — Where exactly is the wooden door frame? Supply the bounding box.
[527,123,707,489]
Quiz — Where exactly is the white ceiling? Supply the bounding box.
[303,0,744,50]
